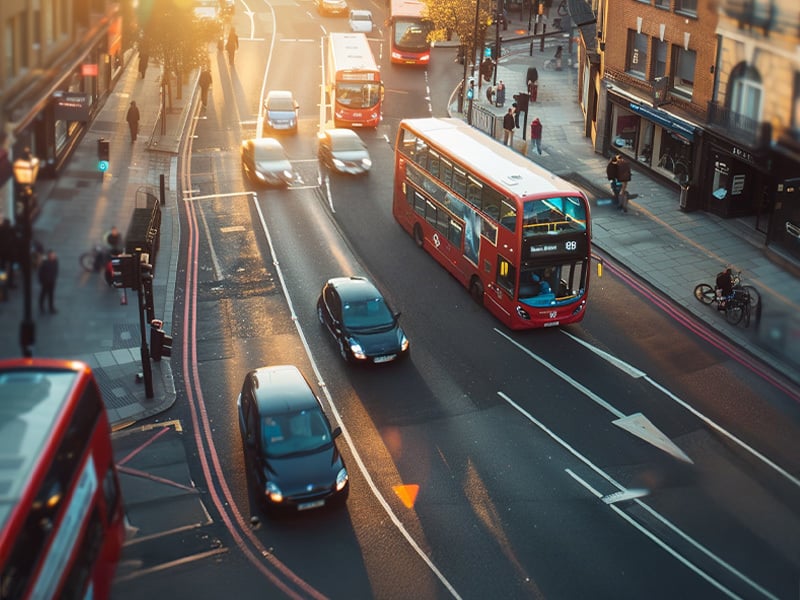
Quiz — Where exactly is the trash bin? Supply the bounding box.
[679,184,693,211]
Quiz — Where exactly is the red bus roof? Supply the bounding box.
[390,0,426,18]
[0,359,93,532]
[329,32,379,74]
[399,118,586,202]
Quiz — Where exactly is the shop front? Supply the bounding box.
[768,143,800,261]
[698,128,771,225]
[606,88,700,209]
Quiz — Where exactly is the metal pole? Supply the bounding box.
[19,187,35,357]
[472,0,482,81]
[159,173,166,205]
[135,253,154,399]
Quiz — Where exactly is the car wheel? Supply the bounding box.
[413,223,424,248]
[337,338,350,362]
[470,278,484,305]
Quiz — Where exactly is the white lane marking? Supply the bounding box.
[613,413,693,464]
[499,391,778,600]
[251,197,462,600]
[561,330,800,489]
[561,329,646,378]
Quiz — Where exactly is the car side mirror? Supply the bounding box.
[332,426,342,439]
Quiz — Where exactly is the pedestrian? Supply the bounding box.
[495,80,506,107]
[616,153,632,212]
[529,117,542,155]
[199,67,212,108]
[226,27,239,66]
[554,45,563,71]
[528,78,538,103]
[38,249,59,314]
[126,101,140,143]
[486,84,494,105]
[503,108,515,146]
[512,102,520,128]
[606,154,620,204]
[0,217,16,289]
[138,48,149,79]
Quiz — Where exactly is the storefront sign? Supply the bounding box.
[731,145,754,163]
[628,102,695,141]
[54,92,90,122]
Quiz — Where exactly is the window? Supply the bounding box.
[626,31,648,79]
[496,256,516,294]
[728,63,763,122]
[675,0,697,15]
[671,47,696,99]
[793,72,800,135]
[654,0,670,8]
[4,18,14,77]
[652,39,667,79]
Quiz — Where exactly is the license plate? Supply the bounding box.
[374,354,396,363]
[543,321,560,328]
[298,499,325,511]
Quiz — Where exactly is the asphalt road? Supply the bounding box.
[113,3,800,599]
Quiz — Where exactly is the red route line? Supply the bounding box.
[116,423,172,466]
[603,259,800,405]
[181,167,327,599]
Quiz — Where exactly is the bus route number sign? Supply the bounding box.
[526,234,586,258]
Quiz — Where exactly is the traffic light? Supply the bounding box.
[97,138,109,172]
[466,78,475,100]
[514,92,529,114]
[140,253,154,284]
[110,254,137,289]
[150,319,173,361]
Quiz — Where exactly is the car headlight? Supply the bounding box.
[361,158,372,169]
[282,170,293,180]
[336,467,348,491]
[333,158,345,169]
[400,333,409,352]
[348,337,366,360]
[266,481,283,503]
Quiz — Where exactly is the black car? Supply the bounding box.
[237,365,349,513]
[240,137,294,187]
[317,276,410,364]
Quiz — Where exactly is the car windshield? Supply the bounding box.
[261,409,331,458]
[331,135,365,152]
[268,97,295,111]
[353,13,370,21]
[254,145,286,162]
[342,297,394,330]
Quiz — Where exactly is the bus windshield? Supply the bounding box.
[394,20,429,51]
[335,82,381,109]
[522,196,587,237]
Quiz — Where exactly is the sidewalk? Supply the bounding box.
[0,48,196,427]
[445,35,800,389]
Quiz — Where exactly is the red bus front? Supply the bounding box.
[333,71,383,127]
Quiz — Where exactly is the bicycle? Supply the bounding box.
[80,245,116,287]
[693,271,760,327]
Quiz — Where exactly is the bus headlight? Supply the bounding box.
[515,306,531,320]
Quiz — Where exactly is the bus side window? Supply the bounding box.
[447,218,463,246]
[500,201,516,233]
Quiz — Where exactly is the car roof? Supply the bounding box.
[328,276,381,302]
[266,90,294,100]
[250,137,284,150]
[251,365,319,415]
[326,128,360,140]
[350,9,372,16]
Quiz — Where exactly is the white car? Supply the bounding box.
[348,10,374,33]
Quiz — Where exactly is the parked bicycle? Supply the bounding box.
[693,271,760,327]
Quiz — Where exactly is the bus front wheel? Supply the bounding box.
[413,224,424,248]
[470,279,484,304]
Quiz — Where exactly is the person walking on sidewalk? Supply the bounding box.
[138,47,149,79]
[126,101,140,143]
[529,117,543,155]
[503,108,515,147]
[226,27,239,66]
[199,67,212,108]
[495,80,506,107]
[606,154,621,205]
[615,154,632,212]
[38,249,59,314]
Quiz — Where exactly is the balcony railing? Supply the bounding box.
[707,101,772,148]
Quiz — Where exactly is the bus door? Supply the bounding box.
[484,254,517,324]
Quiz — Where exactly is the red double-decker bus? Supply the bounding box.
[326,32,383,127]
[389,0,432,65]
[393,118,592,330]
[0,358,125,600]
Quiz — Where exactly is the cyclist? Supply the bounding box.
[715,267,734,309]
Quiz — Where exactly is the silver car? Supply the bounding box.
[348,10,373,33]
[317,129,372,175]
[241,138,294,187]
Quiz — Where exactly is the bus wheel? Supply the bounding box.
[413,224,424,248]
[470,279,484,304]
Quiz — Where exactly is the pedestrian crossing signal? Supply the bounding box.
[97,138,110,172]
[98,160,109,172]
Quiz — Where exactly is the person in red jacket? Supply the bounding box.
[529,118,543,155]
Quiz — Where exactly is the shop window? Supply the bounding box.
[727,63,763,124]
[675,0,697,16]
[654,131,691,183]
[611,104,639,155]
[671,46,696,100]
[652,39,667,79]
[625,31,648,79]
[637,121,654,166]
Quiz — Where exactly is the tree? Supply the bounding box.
[138,0,217,103]
[423,0,493,69]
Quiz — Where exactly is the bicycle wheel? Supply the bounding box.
[79,251,97,272]
[693,283,715,305]
[742,303,751,328]
[742,285,760,309]
[725,302,744,325]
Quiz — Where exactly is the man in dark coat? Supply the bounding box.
[38,249,59,314]
[199,68,212,107]
[503,108,515,146]
[226,27,239,66]
[615,154,632,212]
[126,101,140,142]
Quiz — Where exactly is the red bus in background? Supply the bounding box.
[389,0,432,64]
[393,118,593,330]
[0,359,125,600]
[326,32,383,128]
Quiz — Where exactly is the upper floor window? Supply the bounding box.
[626,31,648,79]
[652,39,667,79]
[671,46,696,99]
[793,72,800,135]
[728,63,763,122]
[675,0,697,16]
[654,0,670,8]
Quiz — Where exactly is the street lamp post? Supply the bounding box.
[12,148,40,358]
